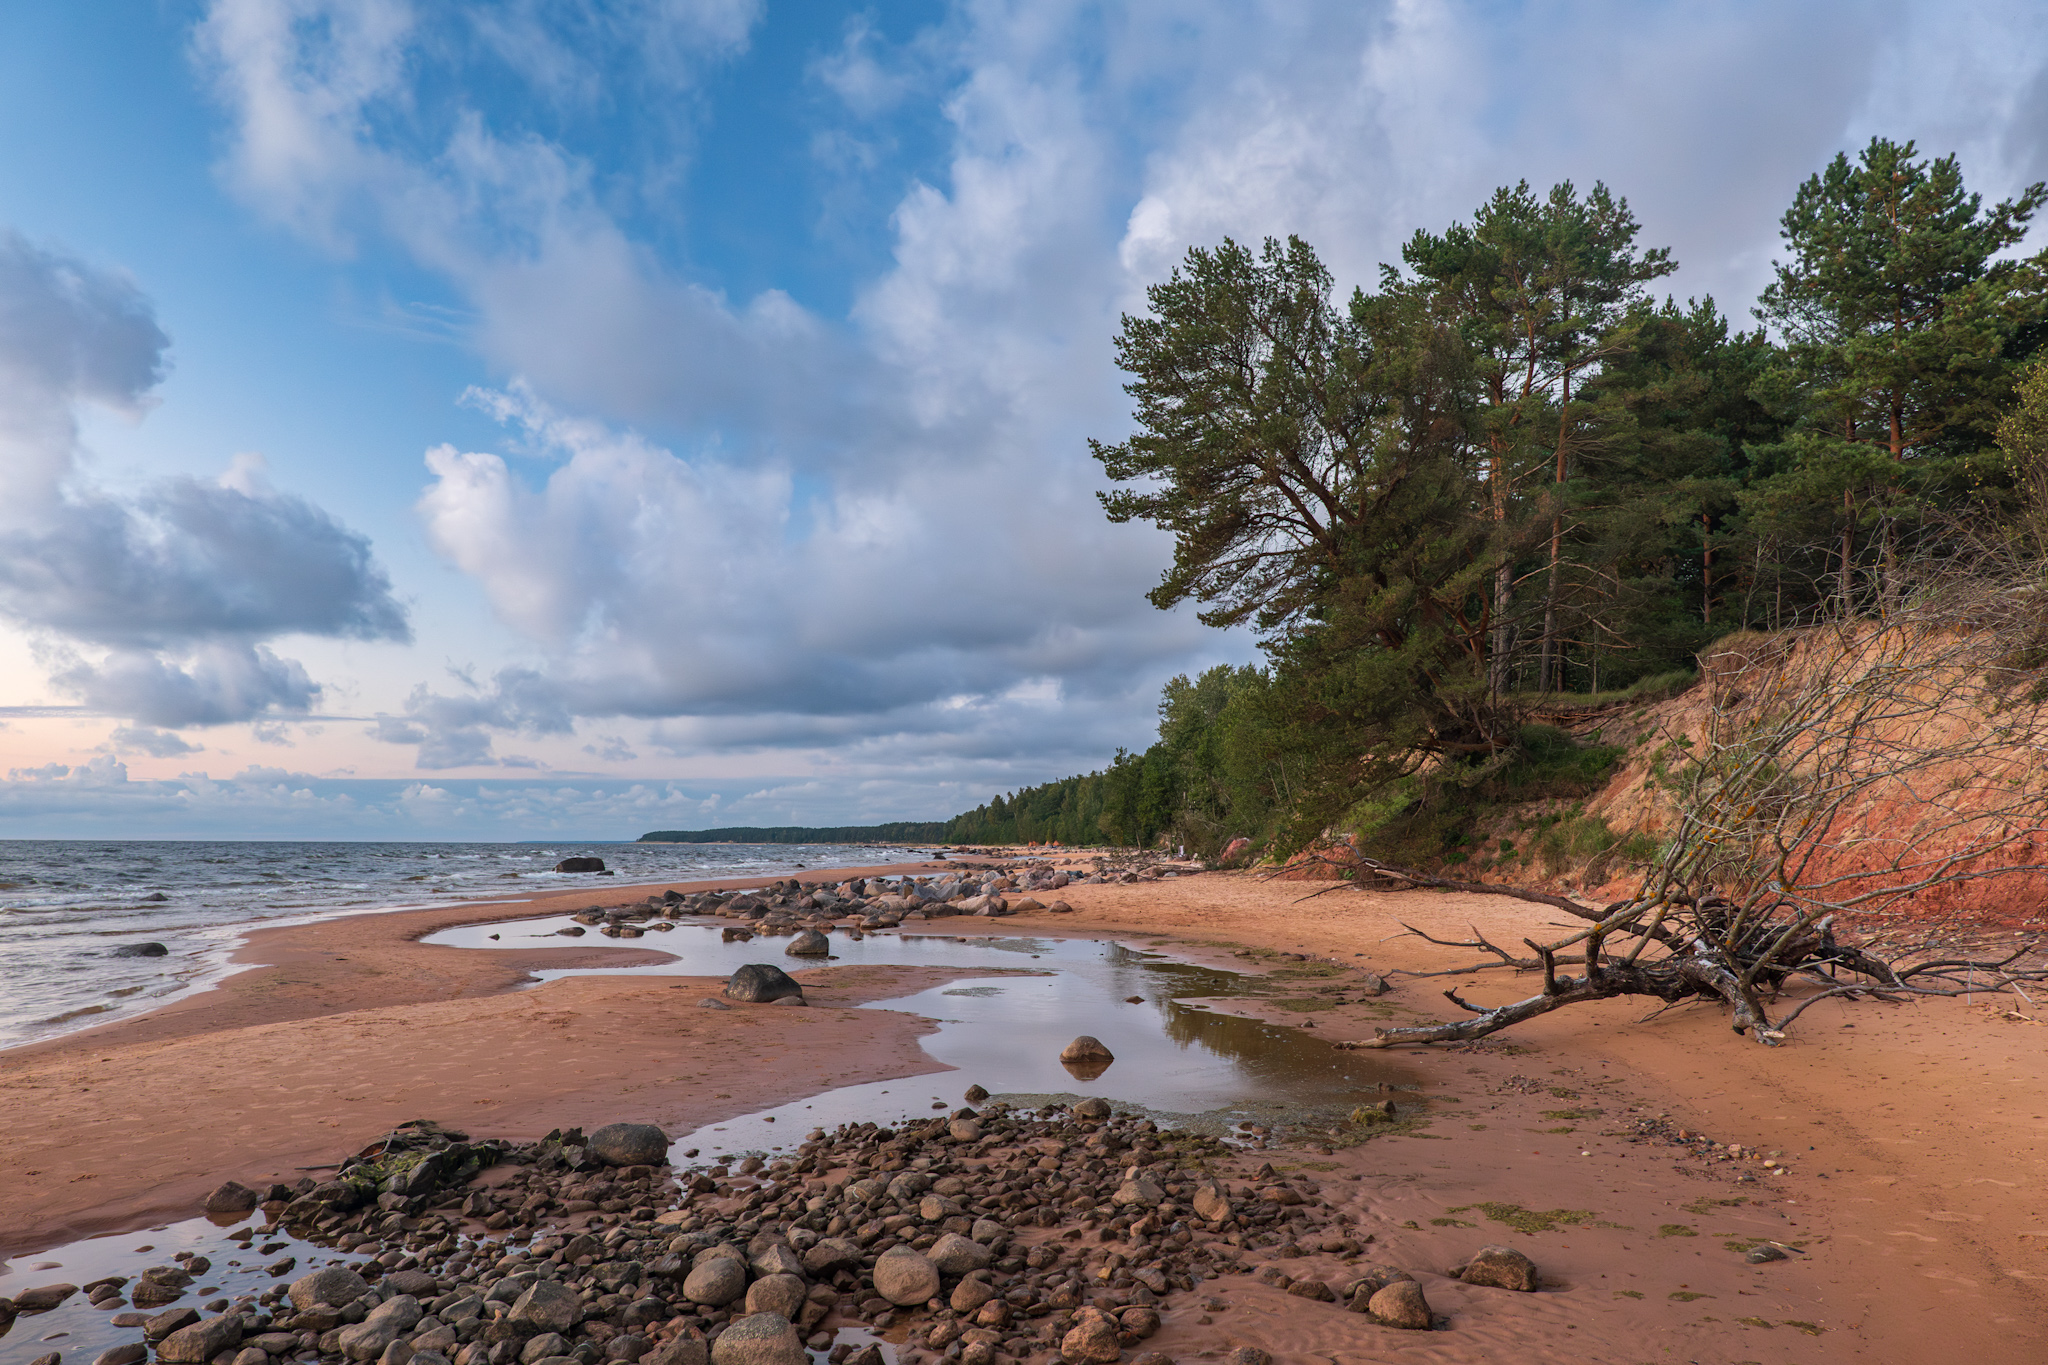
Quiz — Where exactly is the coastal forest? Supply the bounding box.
[940,137,2048,863]
[648,138,2048,870]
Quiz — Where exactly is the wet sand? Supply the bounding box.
[7,861,2047,1362]
[0,862,959,1254]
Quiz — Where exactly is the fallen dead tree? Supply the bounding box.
[1324,557,2048,1047]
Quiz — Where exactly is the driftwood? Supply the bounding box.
[1324,558,2048,1047]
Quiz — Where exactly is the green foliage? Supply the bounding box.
[1748,138,2048,604]
[1998,354,2048,559]
[812,145,2048,870]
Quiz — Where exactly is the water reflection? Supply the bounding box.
[427,919,1420,1160]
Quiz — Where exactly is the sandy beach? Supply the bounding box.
[6,859,2047,1363]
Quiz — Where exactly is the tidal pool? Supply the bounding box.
[423,919,1423,1159]
[0,921,1420,1365]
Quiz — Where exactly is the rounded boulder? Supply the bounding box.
[1058,1307,1123,1364]
[1060,1035,1114,1063]
[1460,1244,1539,1291]
[724,963,805,1004]
[800,1237,863,1277]
[742,1273,805,1320]
[682,1258,747,1307]
[783,930,830,957]
[588,1123,670,1167]
[872,1245,941,1306]
[927,1232,992,1276]
[707,1312,804,1365]
[1367,1278,1432,1330]
[289,1265,370,1312]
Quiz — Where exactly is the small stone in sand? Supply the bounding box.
[698,998,731,1009]
[1460,1245,1540,1291]
[1368,1279,1432,1330]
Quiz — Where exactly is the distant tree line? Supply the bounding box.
[638,823,951,845]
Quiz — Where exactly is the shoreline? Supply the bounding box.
[7,861,2048,1360]
[0,859,971,1254]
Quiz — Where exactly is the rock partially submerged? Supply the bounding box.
[783,929,830,957]
[1060,1035,1115,1063]
[553,856,607,873]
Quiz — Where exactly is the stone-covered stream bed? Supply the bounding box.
[3,900,1453,1365]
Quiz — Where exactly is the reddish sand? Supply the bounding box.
[7,861,2048,1363]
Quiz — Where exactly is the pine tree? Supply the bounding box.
[1399,181,1677,692]
[1753,137,2046,604]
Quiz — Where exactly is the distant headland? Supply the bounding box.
[637,823,950,844]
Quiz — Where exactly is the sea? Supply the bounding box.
[0,839,933,1052]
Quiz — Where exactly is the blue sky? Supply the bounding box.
[0,0,2043,839]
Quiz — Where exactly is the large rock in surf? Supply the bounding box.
[588,1122,670,1167]
[725,964,804,1004]
[112,942,169,957]
[554,856,607,873]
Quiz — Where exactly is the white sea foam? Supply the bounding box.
[0,840,929,1049]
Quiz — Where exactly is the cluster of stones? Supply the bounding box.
[4,1103,1558,1365]
[564,854,1207,945]
[4,1105,1564,1365]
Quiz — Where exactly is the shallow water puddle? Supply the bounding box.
[425,920,1423,1158]
[2,924,1417,1365]
[0,1213,368,1365]
[0,1221,899,1365]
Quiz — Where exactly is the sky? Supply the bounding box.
[0,0,2044,840]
